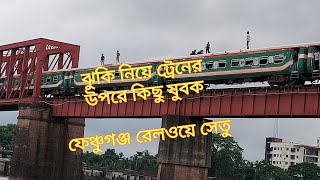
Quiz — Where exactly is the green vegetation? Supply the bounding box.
[83,149,158,172]
[288,162,320,180]
[209,133,245,178]
[1,123,320,180]
[208,134,320,180]
[255,163,291,180]
[0,124,17,146]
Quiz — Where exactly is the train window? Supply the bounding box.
[201,62,206,70]
[239,59,245,67]
[206,61,213,69]
[158,66,165,72]
[268,56,274,63]
[53,76,58,82]
[115,72,120,77]
[46,77,51,83]
[41,77,44,83]
[213,61,218,69]
[231,60,240,67]
[253,57,259,66]
[245,58,254,66]
[218,61,226,68]
[260,56,268,65]
[274,54,284,64]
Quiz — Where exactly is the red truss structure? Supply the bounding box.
[0,38,80,99]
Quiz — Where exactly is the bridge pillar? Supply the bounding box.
[157,115,212,180]
[9,102,85,180]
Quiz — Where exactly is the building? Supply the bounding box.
[0,144,12,159]
[0,144,12,176]
[105,169,157,180]
[265,137,320,169]
[0,158,10,176]
[82,162,157,180]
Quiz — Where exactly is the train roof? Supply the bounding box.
[43,41,320,74]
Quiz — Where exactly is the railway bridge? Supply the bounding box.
[1,38,320,180]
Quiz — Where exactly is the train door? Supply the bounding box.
[311,47,320,78]
[153,65,160,85]
[291,48,299,78]
[62,71,68,88]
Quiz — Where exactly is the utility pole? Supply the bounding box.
[273,118,279,137]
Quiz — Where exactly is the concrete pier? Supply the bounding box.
[9,102,85,180]
[157,115,212,180]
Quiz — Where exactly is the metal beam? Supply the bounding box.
[49,85,320,118]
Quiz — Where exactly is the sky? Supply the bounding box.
[1,0,320,162]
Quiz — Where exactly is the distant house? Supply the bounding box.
[105,170,124,179]
[0,158,10,176]
[83,169,104,177]
[82,162,157,180]
[105,169,157,180]
[83,168,157,180]
[0,144,13,159]
[0,144,12,176]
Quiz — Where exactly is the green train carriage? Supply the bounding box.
[7,42,320,97]
[168,49,292,85]
[46,44,320,94]
[72,63,162,93]
[158,45,320,86]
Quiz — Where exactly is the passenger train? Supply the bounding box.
[6,42,320,96]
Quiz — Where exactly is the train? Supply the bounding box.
[7,42,320,96]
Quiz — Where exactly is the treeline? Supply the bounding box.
[83,149,158,172]
[209,133,320,179]
[0,124,16,146]
[84,134,320,180]
[1,124,320,179]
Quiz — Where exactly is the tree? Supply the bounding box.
[255,164,291,180]
[232,160,256,180]
[82,149,158,172]
[130,150,158,171]
[0,124,17,146]
[208,133,245,179]
[288,162,320,180]
[83,151,102,169]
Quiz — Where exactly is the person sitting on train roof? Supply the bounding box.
[197,50,203,54]
[190,49,196,55]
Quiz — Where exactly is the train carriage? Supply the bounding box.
[5,42,320,98]
[168,49,294,86]
[73,63,161,93]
